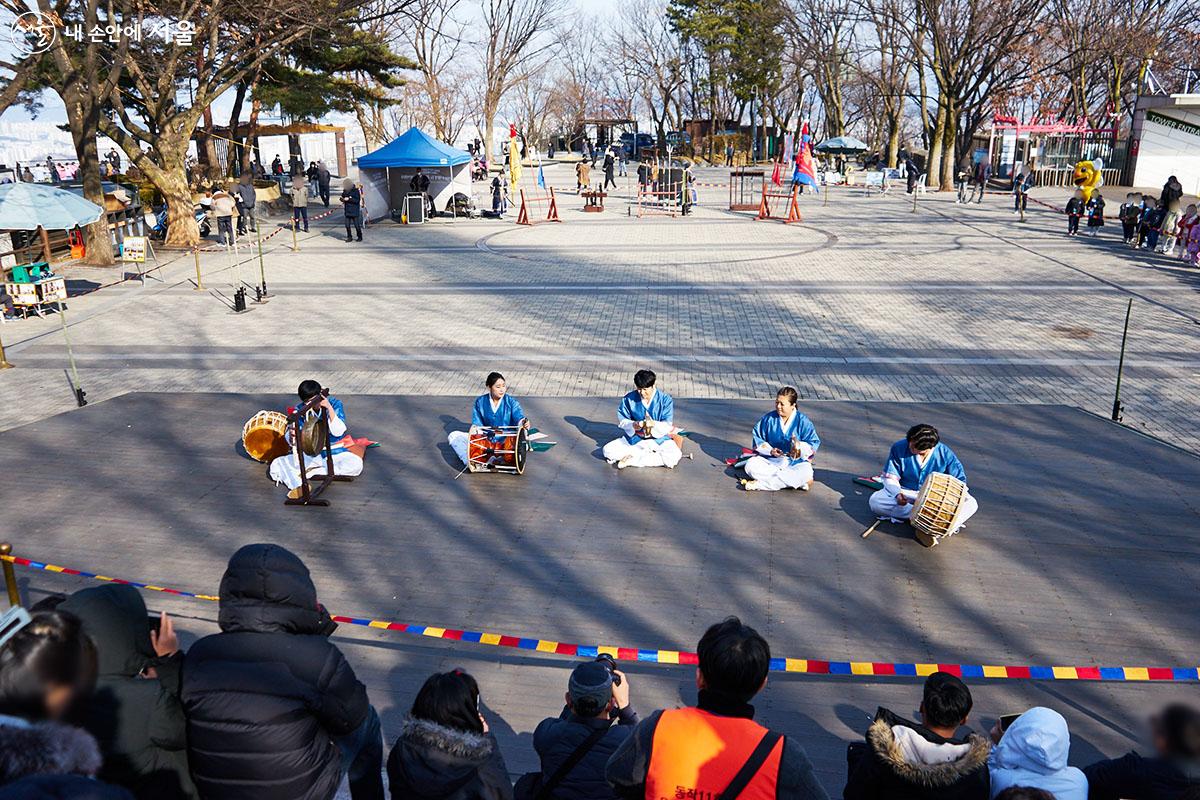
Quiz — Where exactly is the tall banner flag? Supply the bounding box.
[771,159,782,186]
[508,123,522,192]
[793,122,819,188]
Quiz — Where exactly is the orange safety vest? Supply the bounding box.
[644,707,783,800]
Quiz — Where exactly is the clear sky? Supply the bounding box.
[2,0,621,126]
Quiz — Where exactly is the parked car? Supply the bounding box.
[618,132,656,157]
[665,130,692,148]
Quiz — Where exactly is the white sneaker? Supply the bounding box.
[616,454,635,470]
[741,479,761,490]
[798,482,811,491]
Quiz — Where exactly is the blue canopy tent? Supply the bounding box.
[357,127,473,220]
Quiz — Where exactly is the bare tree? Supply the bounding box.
[35,0,131,266]
[477,0,566,164]
[610,0,686,148]
[401,0,467,143]
[96,1,372,247]
[785,0,857,139]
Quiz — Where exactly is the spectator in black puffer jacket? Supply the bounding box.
[181,543,383,800]
[58,585,198,800]
[523,659,639,799]
[1084,703,1200,800]
[387,670,513,800]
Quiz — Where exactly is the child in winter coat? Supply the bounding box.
[1065,190,1085,236]
[1157,201,1181,255]
[1176,204,1198,260]
[1139,197,1159,249]
[1119,193,1140,244]
[1086,191,1105,236]
[1187,210,1200,266]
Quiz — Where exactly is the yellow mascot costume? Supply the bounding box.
[1072,158,1104,202]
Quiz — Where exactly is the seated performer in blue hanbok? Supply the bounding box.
[741,387,820,491]
[868,423,978,530]
[270,380,366,499]
[601,369,683,469]
[448,372,528,468]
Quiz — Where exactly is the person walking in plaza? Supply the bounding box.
[973,159,991,203]
[386,670,513,800]
[307,161,320,198]
[1160,175,1184,210]
[956,156,972,204]
[905,153,921,194]
[606,616,829,799]
[210,186,236,246]
[1157,200,1180,254]
[603,148,617,190]
[182,544,383,800]
[1177,203,1199,260]
[1013,171,1032,217]
[234,173,257,235]
[316,160,332,207]
[290,176,309,233]
[1065,190,1084,236]
[1142,198,1164,250]
[725,141,735,167]
[1086,190,1106,237]
[576,159,591,193]
[1119,193,1141,244]
[341,178,363,242]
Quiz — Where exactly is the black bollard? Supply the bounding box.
[75,386,87,407]
[233,286,247,313]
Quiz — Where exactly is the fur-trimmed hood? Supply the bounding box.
[867,710,990,789]
[387,717,498,798]
[0,719,102,784]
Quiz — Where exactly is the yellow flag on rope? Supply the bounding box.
[508,123,522,192]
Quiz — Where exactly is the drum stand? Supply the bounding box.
[284,392,354,507]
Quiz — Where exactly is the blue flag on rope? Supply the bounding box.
[537,163,546,189]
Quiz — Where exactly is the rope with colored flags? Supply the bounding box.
[1,552,1196,681]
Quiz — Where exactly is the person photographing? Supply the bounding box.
[522,656,638,800]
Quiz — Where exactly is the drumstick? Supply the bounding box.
[453,463,471,480]
[861,519,883,539]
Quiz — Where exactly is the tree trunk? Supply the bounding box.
[927,101,946,190]
[61,85,114,266]
[886,116,900,169]
[939,106,957,191]
[485,114,496,170]
[227,79,248,175]
[242,97,262,174]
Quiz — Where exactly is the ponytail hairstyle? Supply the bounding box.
[0,610,96,721]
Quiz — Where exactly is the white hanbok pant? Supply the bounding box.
[869,488,978,532]
[269,450,363,490]
[602,436,683,468]
[448,430,471,466]
[744,455,813,490]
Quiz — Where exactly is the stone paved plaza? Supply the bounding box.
[2,163,1199,451]
[1,163,1198,794]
